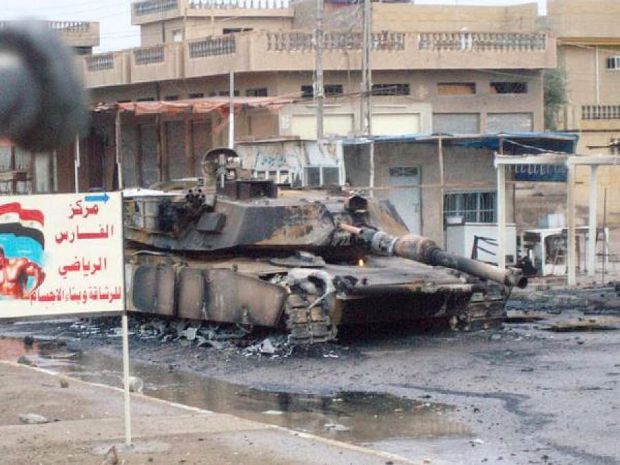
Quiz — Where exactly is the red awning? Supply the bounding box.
[92,95,295,116]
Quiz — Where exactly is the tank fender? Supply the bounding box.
[127,264,288,327]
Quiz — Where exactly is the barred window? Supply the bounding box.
[371,83,410,96]
[324,84,343,96]
[444,191,496,223]
[246,88,268,97]
[490,82,528,94]
[607,56,620,70]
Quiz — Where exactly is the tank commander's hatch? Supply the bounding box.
[201,147,277,200]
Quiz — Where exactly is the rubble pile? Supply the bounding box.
[508,282,620,315]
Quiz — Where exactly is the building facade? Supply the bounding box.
[0,21,99,195]
[80,0,555,160]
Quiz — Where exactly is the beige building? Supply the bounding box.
[541,0,620,248]
[80,0,555,157]
[0,21,99,195]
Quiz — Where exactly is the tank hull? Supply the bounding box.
[126,253,507,343]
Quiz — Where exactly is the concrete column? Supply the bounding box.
[588,165,599,276]
[567,163,576,286]
[496,164,506,269]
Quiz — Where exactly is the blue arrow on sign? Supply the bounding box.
[84,193,110,203]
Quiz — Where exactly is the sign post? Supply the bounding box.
[0,192,130,444]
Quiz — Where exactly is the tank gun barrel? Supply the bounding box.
[339,224,527,289]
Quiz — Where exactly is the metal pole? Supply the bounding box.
[74,134,80,193]
[121,311,132,446]
[602,187,608,284]
[368,140,375,198]
[115,111,124,190]
[567,163,577,286]
[315,0,324,140]
[496,162,506,269]
[228,71,235,149]
[587,165,598,276]
[361,0,372,135]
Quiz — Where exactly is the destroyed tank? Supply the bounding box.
[123,148,527,344]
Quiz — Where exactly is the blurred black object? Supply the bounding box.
[0,21,88,151]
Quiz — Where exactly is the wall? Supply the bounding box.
[344,140,512,245]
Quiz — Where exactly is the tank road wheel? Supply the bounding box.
[459,286,507,331]
[284,292,337,345]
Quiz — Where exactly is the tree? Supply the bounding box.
[544,68,567,131]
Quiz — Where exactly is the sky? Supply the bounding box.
[1,0,545,52]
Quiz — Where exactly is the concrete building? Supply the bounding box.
[541,0,620,251]
[78,0,555,166]
[0,21,100,194]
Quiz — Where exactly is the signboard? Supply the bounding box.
[513,163,568,182]
[0,192,124,318]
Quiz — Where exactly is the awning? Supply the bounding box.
[92,96,295,116]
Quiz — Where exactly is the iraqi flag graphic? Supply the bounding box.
[0,202,45,263]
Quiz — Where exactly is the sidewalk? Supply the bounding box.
[0,362,421,465]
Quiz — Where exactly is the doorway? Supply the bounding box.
[388,166,421,234]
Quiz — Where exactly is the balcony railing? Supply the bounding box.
[134,45,166,65]
[49,21,91,33]
[266,31,406,52]
[582,105,620,120]
[133,0,178,15]
[81,29,555,87]
[189,0,290,8]
[188,35,236,58]
[418,32,547,52]
[0,20,92,33]
[85,53,115,72]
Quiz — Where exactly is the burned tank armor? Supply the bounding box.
[124,149,525,344]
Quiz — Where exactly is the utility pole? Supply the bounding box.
[228,71,234,149]
[315,0,324,140]
[360,0,372,135]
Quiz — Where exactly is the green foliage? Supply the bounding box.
[544,68,567,131]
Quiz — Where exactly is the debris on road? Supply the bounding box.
[19,413,50,425]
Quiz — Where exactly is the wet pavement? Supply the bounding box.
[0,336,469,447]
[1,286,620,465]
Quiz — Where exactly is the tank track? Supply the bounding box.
[456,286,508,331]
[284,292,337,345]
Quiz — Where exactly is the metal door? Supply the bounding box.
[389,166,421,234]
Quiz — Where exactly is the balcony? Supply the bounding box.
[0,20,100,48]
[82,30,556,88]
[131,43,184,83]
[131,0,293,25]
[82,52,130,88]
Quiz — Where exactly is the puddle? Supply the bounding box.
[0,336,468,445]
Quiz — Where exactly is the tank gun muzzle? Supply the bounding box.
[339,223,527,289]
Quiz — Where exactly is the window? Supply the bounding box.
[218,90,240,97]
[303,166,341,187]
[137,97,155,102]
[164,95,179,101]
[300,85,343,98]
[444,192,496,223]
[371,83,410,96]
[172,29,183,43]
[437,83,476,95]
[301,85,314,98]
[611,138,620,155]
[324,84,343,96]
[223,28,253,34]
[490,82,528,94]
[607,56,620,70]
[246,88,268,97]
[189,92,204,99]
